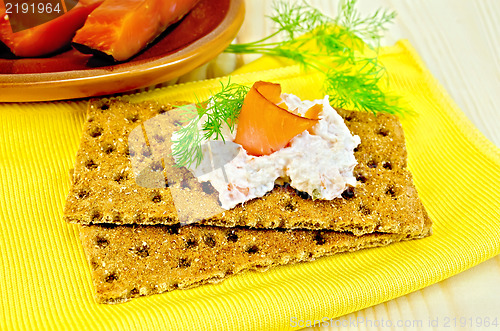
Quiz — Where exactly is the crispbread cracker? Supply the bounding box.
[80,215,431,304]
[64,99,430,236]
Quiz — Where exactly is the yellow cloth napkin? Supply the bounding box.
[1,40,499,330]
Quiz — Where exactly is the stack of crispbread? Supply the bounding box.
[64,98,431,304]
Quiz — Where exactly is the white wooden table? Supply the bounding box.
[180,1,500,329]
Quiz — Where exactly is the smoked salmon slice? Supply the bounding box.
[234,81,320,156]
[72,0,202,61]
[0,1,102,57]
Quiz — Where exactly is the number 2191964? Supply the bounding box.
[5,2,61,14]
[443,316,498,328]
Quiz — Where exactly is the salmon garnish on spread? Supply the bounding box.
[234,81,320,156]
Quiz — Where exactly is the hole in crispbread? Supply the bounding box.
[204,235,216,248]
[127,113,139,123]
[87,117,94,123]
[341,186,355,199]
[225,268,234,276]
[85,159,98,169]
[131,243,149,258]
[151,134,165,143]
[313,232,326,245]
[201,181,216,195]
[246,245,259,254]
[367,160,377,168]
[103,143,115,154]
[130,288,139,295]
[114,172,128,183]
[95,236,109,248]
[284,200,297,212]
[180,178,191,189]
[385,185,397,198]
[76,189,89,199]
[151,161,163,172]
[226,230,238,243]
[90,260,99,270]
[91,211,102,223]
[377,128,389,137]
[89,126,103,138]
[178,258,191,268]
[142,147,152,157]
[166,223,181,235]
[359,204,371,215]
[105,273,118,283]
[112,214,122,224]
[382,161,392,170]
[100,104,109,111]
[185,237,197,248]
[151,192,162,203]
[355,173,367,183]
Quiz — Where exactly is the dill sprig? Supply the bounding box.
[173,0,405,168]
[171,80,249,168]
[336,0,396,49]
[225,0,404,115]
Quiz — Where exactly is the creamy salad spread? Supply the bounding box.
[175,93,360,210]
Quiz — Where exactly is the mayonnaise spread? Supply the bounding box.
[176,93,360,210]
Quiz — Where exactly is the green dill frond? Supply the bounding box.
[269,1,331,39]
[325,64,405,115]
[224,0,406,115]
[171,113,204,169]
[204,81,249,141]
[336,0,396,49]
[171,80,249,168]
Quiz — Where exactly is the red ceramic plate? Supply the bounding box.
[0,0,245,102]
